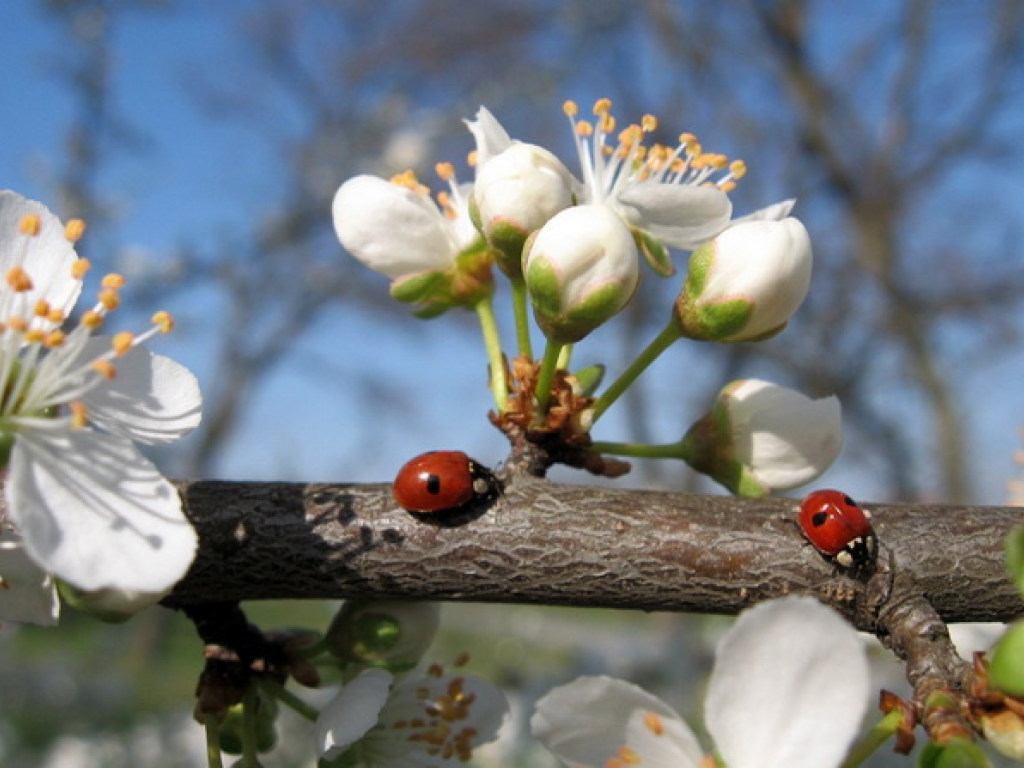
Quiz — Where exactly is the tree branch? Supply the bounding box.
[165,477,1024,629]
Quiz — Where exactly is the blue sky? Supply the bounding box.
[2,1,1023,503]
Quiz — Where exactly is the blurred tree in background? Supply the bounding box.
[3,0,1023,765]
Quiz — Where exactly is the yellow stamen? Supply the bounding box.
[44,330,65,347]
[47,308,65,324]
[6,266,33,292]
[719,180,737,192]
[435,162,455,182]
[91,360,116,380]
[64,219,87,242]
[101,273,127,290]
[618,746,641,765]
[576,121,594,137]
[643,711,665,736]
[24,329,44,344]
[641,114,658,133]
[69,400,89,428]
[33,300,51,317]
[729,159,748,179]
[7,317,27,333]
[599,113,616,134]
[72,258,91,279]
[390,170,429,196]
[562,100,579,117]
[111,331,134,355]
[82,310,103,329]
[593,97,612,115]
[466,149,479,167]
[99,289,120,311]
[151,310,174,333]
[18,214,41,237]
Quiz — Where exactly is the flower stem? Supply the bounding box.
[534,339,564,416]
[239,684,261,766]
[840,711,905,768]
[510,277,533,359]
[587,439,685,459]
[261,678,320,722]
[589,319,682,424]
[204,718,225,768]
[475,297,508,412]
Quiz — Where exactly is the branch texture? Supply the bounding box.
[166,477,1024,629]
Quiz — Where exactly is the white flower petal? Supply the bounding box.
[706,596,870,768]
[615,184,732,250]
[0,190,82,318]
[464,106,514,166]
[75,340,203,444]
[315,668,394,760]
[532,676,703,768]
[730,198,796,225]
[0,527,59,626]
[6,428,197,592]
[333,175,456,279]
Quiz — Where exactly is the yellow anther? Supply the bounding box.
[24,329,45,344]
[72,258,91,279]
[101,273,127,289]
[64,219,87,242]
[643,711,665,736]
[575,120,594,137]
[33,300,51,317]
[47,307,65,324]
[69,400,89,428]
[111,331,135,355]
[641,114,658,133]
[99,288,120,311]
[82,310,103,329]
[705,153,729,171]
[390,170,428,195]
[719,180,737,192]
[6,266,33,292]
[562,100,579,117]
[151,310,174,333]
[593,97,612,115]
[92,360,117,380]
[44,330,65,347]
[606,758,626,768]
[467,149,479,167]
[436,190,456,219]
[618,125,642,147]
[729,159,748,178]
[599,113,616,134]
[618,746,641,764]
[435,162,455,182]
[18,214,41,237]
[7,317,27,333]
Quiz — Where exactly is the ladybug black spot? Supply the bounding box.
[811,511,828,527]
[843,494,857,507]
[425,474,442,495]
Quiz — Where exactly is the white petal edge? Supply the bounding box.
[705,596,870,768]
[532,676,703,768]
[0,527,59,626]
[74,340,203,444]
[746,395,843,490]
[6,428,197,592]
[729,198,796,225]
[315,668,394,760]
[615,184,733,250]
[333,175,456,279]
[0,190,82,319]
[464,106,514,167]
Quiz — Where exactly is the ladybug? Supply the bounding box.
[393,450,498,516]
[798,489,877,569]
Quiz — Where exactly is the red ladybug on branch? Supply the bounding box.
[798,489,877,569]
[393,450,499,517]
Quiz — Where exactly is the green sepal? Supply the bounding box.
[412,302,451,320]
[918,739,991,768]
[633,228,674,277]
[1007,526,1024,596]
[684,240,715,299]
[692,298,754,340]
[989,620,1024,697]
[526,258,563,319]
[389,270,448,304]
[572,364,605,397]
[486,220,528,279]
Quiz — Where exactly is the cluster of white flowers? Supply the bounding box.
[0,190,202,626]
[333,99,839,494]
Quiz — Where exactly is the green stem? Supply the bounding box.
[590,319,682,424]
[840,711,905,768]
[204,718,225,768]
[261,679,320,722]
[475,297,508,412]
[239,685,261,766]
[588,440,684,459]
[510,278,533,359]
[556,343,573,371]
[534,339,565,416]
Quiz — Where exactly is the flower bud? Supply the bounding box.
[325,600,441,672]
[524,204,639,343]
[673,217,812,342]
[472,143,575,276]
[681,378,842,497]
